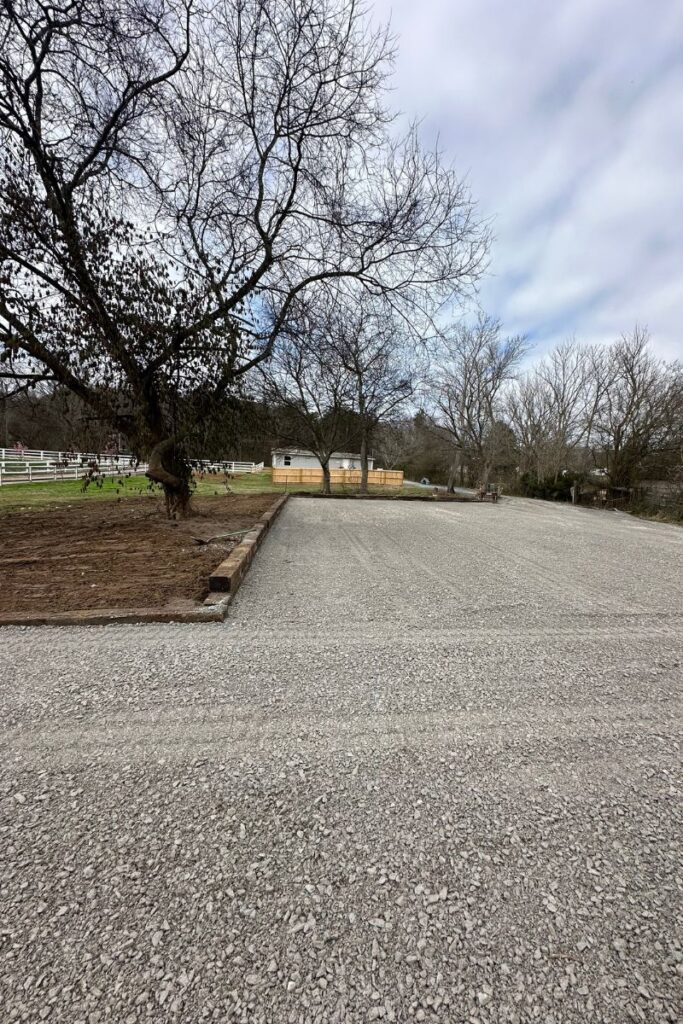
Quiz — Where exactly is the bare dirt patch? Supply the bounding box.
[0,493,277,614]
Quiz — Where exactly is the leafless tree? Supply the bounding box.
[508,340,599,482]
[331,292,417,492]
[589,326,680,488]
[505,373,550,479]
[374,419,416,470]
[257,299,354,494]
[0,0,488,514]
[431,314,526,487]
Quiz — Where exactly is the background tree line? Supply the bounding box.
[2,1,680,514]
[6,310,682,511]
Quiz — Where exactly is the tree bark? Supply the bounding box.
[447,452,461,492]
[321,460,332,495]
[359,430,369,494]
[147,437,193,517]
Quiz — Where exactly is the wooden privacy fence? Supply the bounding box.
[272,467,404,488]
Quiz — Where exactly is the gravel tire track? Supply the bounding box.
[1,496,682,1023]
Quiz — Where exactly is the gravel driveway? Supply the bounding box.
[2,497,682,1023]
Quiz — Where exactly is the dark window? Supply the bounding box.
[283,455,292,467]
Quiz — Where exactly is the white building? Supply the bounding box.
[271,448,374,470]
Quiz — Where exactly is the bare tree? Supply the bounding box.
[0,0,488,514]
[505,328,682,499]
[505,373,551,480]
[431,315,526,487]
[373,419,416,470]
[258,300,353,494]
[590,326,678,489]
[535,341,597,480]
[508,340,599,483]
[331,293,417,492]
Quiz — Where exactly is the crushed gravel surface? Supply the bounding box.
[1,497,682,1023]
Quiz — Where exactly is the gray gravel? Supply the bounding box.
[1,496,682,1023]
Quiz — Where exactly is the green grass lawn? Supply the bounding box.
[0,470,423,512]
[0,474,158,513]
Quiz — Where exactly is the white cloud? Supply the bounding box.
[372,0,683,360]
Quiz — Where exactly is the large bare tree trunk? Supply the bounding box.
[359,431,369,494]
[447,452,462,492]
[147,438,193,518]
[321,461,332,495]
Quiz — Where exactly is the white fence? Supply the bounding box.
[0,464,149,485]
[0,448,263,486]
[0,449,146,486]
[193,460,264,475]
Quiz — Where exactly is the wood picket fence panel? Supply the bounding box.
[272,467,403,488]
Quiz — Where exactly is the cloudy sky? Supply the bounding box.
[372,0,683,361]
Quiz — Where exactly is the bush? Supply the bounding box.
[519,473,576,501]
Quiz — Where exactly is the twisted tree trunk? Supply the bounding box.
[147,437,193,517]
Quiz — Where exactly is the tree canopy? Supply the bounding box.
[0,0,488,512]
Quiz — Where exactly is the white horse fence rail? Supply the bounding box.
[0,449,263,486]
[193,460,264,475]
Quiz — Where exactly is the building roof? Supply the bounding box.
[271,447,366,459]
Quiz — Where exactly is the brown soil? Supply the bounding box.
[0,494,277,614]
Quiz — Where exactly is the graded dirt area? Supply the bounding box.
[0,493,275,613]
[1,497,682,1022]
